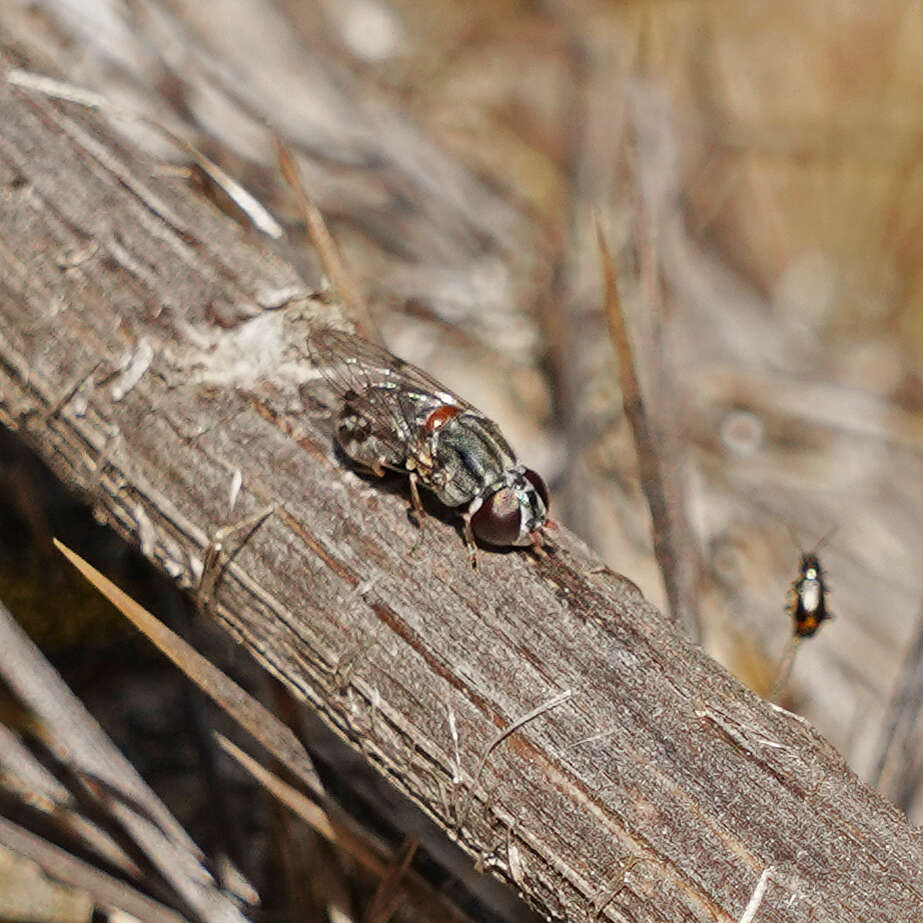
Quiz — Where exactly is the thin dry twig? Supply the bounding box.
[769,635,801,704]
[7,68,285,241]
[215,734,467,923]
[0,721,143,878]
[365,834,419,923]
[276,137,380,343]
[0,599,247,923]
[0,815,188,923]
[197,505,276,614]
[458,689,572,827]
[214,733,362,866]
[870,596,923,809]
[595,219,700,641]
[54,539,323,797]
[164,133,284,240]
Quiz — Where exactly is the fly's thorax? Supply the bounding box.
[425,411,517,507]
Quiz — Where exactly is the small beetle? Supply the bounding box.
[788,547,833,637]
[307,326,550,564]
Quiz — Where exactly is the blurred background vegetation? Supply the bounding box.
[1,0,921,917]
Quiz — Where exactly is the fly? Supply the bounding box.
[306,325,550,565]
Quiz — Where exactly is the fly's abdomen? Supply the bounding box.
[336,395,407,472]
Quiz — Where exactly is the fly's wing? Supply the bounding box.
[306,325,479,462]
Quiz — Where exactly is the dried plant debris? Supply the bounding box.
[0,598,251,922]
[39,543,508,922]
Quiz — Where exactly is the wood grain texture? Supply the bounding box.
[1,57,923,923]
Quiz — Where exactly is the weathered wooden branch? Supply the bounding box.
[2,59,923,923]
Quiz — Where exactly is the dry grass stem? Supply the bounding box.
[596,219,700,642]
[769,635,802,705]
[54,539,323,797]
[276,138,379,343]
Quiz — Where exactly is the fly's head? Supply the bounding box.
[468,466,549,548]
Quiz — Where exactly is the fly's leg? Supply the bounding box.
[530,520,558,557]
[406,472,428,557]
[408,471,425,528]
[461,512,479,570]
[344,453,389,479]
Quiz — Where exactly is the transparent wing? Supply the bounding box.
[306,325,478,459]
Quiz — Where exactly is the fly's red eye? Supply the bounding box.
[524,469,549,509]
[471,488,522,546]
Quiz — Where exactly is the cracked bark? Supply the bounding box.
[1,53,922,923]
